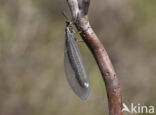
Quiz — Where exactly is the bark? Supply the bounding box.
[66,0,123,115]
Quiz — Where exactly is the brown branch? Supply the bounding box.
[81,0,90,15]
[66,0,79,21]
[66,0,123,115]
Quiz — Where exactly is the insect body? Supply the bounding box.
[64,21,90,100]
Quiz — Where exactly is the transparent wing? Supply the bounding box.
[64,29,89,100]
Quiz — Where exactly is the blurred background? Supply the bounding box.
[0,0,156,115]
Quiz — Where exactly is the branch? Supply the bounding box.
[81,0,90,15]
[66,0,123,115]
[66,0,79,20]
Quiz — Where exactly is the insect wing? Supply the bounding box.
[64,27,89,100]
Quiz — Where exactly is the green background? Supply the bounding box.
[0,0,156,115]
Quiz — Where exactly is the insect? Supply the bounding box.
[63,13,90,100]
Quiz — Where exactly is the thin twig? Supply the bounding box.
[66,0,123,115]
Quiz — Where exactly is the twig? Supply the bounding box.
[66,0,123,115]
